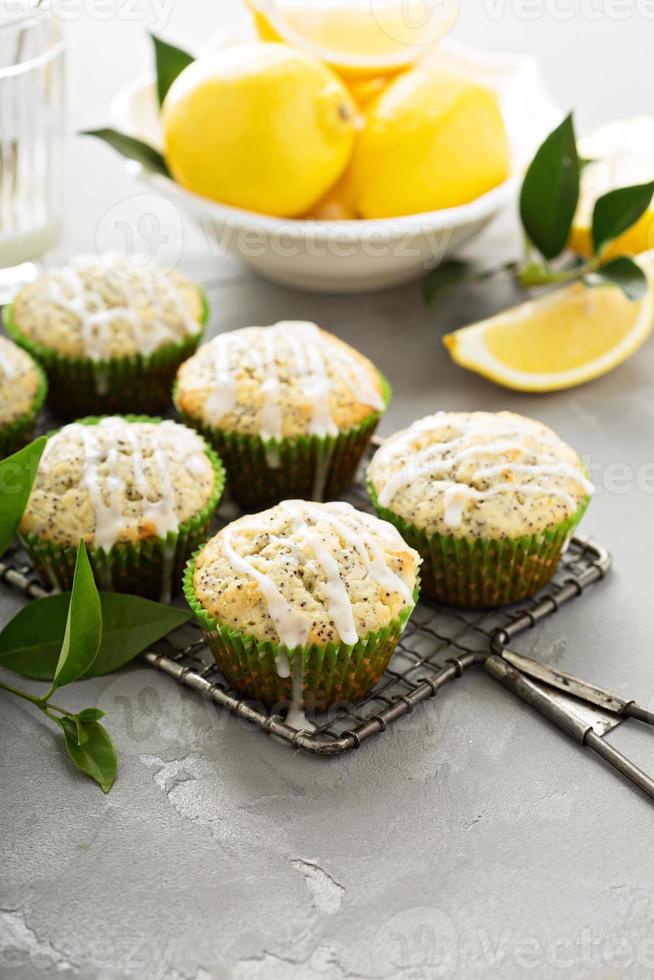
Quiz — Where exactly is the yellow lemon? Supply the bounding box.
[304,175,357,219]
[346,76,389,108]
[571,117,654,260]
[247,0,459,80]
[162,43,357,218]
[443,254,654,392]
[342,66,510,219]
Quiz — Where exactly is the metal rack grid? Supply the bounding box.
[0,463,612,757]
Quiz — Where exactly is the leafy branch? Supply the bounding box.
[0,440,191,793]
[151,32,194,105]
[0,541,116,792]
[80,34,194,172]
[424,112,654,305]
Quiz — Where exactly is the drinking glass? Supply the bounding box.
[0,1,65,302]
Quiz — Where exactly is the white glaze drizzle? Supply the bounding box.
[185,453,210,477]
[221,501,415,649]
[205,333,238,425]
[375,414,593,525]
[43,418,206,556]
[221,522,310,649]
[285,653,315,732]
[311,442,335,502]
[301,501,415,605]
[259,327,284,444]
[320,338,386,412]
[44,253,200,362]
[276,321,338,438]
[276,650,291,679]
[190,321,384,444]
[0,346,16,381]
[220,501,416,727]
[121,419,179,541]
[280,501,358,645]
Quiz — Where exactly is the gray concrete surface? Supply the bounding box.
[2,4,654,978]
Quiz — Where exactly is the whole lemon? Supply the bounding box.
[343,66,510,219]
[162,43,357,218]
[570,117,654,259]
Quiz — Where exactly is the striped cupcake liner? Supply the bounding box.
[0,362,47,460]
[19,414,225,600]
[184,553,418,710]
[368,478,590,608]
[4,292,209,418]
[174,375,391,511]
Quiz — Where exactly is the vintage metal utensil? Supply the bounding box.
[485,649,654,800]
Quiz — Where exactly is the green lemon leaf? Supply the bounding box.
[76,708,106,723]
[591,181,654,257]
[80,128,171,178]
[519,113,580,261]
[150,32,194,105]
[50,541,102,693]
[55,717,117,794]
[0,436,46,557]
[72,715,90,746]
[0,592,191,680]
[584,256,648,302]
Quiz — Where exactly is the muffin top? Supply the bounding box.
[21,417,218,550]
[192,500,420,648]
[0,336,43,427]
[368,411,593,539]
[175,321,386,441]
[11,253,204,361]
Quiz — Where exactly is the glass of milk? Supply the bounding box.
[0,1,64,303]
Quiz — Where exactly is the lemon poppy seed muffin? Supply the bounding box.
[174,320,389,509]
[0,336,47,458]
[368,411,593,607]
[184,500,420,719]
[20,416,224,599]
[7,253,207,417]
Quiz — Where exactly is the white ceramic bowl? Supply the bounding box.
[111,40,560,294]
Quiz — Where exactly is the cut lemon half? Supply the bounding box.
[443,254,654,392]
[571,117,654,259]
[247,0,459,79]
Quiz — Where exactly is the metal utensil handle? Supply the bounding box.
[500,648,654,726]
[585,732,654,800]
[484,655,591,742]
[484,655,654,801]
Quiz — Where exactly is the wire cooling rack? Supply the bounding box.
[0,455,612,757]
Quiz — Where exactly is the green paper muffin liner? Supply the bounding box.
[4,292,209,418]
[183,553,419,710]
[0,360,47,459]
[368,477,591,608]
[19,414,225,601]
[174,374,391,511]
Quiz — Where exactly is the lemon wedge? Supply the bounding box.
[247,0,459,79]
[443,254,654,391]
[571,117,654,259]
